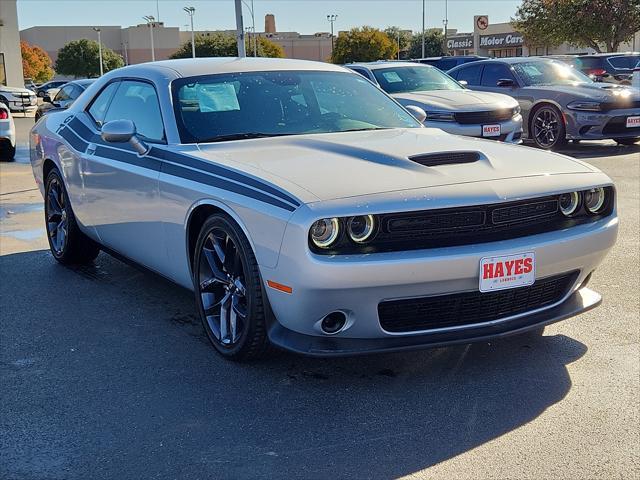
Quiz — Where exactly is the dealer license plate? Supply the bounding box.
[626,116,640,128]
[482,124,501,137]
[479,252,535,293]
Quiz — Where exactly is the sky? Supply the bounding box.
[16,0,522,34]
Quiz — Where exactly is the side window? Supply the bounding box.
[103,81,165,142]
[68,85,83,101]
[481,63,516,86]
[455,64,483,85]
[54,85,74,102]
[88,82,119,126]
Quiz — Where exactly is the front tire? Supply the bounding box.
[193,214,270,361]
[44,169,100,264]
[614,137,639,146]
[530,104,567,150]
[0,140,15,161]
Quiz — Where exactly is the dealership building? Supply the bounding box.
[446,15,640,57]
[0,0,23,87]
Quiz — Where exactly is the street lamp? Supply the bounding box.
[183,7,196,58]
[143,15,156,62]
[421,0,426,58]
[443,0,449,54]
[327,14,338,53]
[93,27,103,76]
[242,0,257,57]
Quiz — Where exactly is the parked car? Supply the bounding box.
[347,61,522,143]
[31,58,617,360]
[24,79,39,92]
[633,60,640,91]
[36,79,96,121]
[0,85,38,114]
[35,80,68,98]
[448,57,640,149]
[0,103,16,160]
[575,53,640,86]
[414,55,487,71]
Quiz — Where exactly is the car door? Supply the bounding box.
[78,79,167,271]
[451,63,483,88]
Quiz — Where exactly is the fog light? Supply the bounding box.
[321,311,347,334]
[347,215,376,243]
[584,187,606,214]
[310,218,340,248]
[559,192,580,216]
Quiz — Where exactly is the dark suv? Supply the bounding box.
[414,55,487,71]
[575,53,640,85]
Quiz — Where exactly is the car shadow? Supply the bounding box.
[523,139,640,159]
[1,250,587,479]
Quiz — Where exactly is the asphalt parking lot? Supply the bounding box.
[1,117,638,479]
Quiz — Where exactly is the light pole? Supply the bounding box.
[242,0,257,56]
[327,14,338,54]
[397,30,401,60]
[443,0,449,55]
[234,0,247,58]
[93,27,103,76]
[143,15,156,62]
[421,0,426,58]
[183,7,196,58]
[122,41,129,65]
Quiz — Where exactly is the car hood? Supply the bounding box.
[523,82,639,101]
[392,89,517,111]
[0,86,34,95]
[192,128,596,204]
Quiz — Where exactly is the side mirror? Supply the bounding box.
[458,80,468,87]
[496,78,515,87]
[405,105,427,123]
[101,119,149,155]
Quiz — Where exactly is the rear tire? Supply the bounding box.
[613,137,639,146]
[0,140,15,161]
[530,104,567,150]
[193,214,270,361]
[44,169,100,264]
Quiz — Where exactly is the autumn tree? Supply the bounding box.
[55,39,124,78]
[21,41,54,83]
[170,33,285,59]
[513,0,640,53]
[330,26,398,63]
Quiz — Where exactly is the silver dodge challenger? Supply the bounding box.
[30,58,618,360]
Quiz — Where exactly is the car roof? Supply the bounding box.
[576,52,640,57]
[72,79,96,88]
[347,61,435,70]
[455,57,559,66]
[115,57,349,77]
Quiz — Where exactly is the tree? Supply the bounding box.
[55,39,124,78]
[21,41,54,83]
[406,30,445,59]
[384,27,413,59]
[170,33,285,59]
[513,0,640,53]
[330,26,398,64]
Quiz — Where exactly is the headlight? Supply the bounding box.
[310,218,340,248]
[567,101,602,111]
[347,215,376,243]
[559,191,581,216]
[584,187,606,214]
[425,111,455,122]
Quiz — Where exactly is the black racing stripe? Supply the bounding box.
[149,147,301,207]
[68,117,101,144]
[59,126,88,153]
[94,145,162,171]
[163,162,296,212]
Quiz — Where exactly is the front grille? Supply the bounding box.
[600,100,640,112]
[602,116,640,135]
[454,109,514,125]
[378,271,578,333]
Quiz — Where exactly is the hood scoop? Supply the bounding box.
[408,151,480,167]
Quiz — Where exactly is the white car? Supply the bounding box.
[0,86,38,115]
[0,103,16,160]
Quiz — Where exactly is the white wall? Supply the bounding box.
[0,0,24,87]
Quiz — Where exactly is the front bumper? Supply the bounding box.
[424,115,523,143]
[2,96,37,113]
[565,107,640,140]
[268,286,601,357]
[0,122,15,146]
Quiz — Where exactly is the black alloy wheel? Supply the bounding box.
[44,169,100,264]
[531,105,567,150]
[194,214,270,360]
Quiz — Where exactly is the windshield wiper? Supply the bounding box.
[337,127,392,133]
[200,132,293,143]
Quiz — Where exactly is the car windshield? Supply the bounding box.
[513,61,594,86]
[172,70,420,143]
[371,65,464,93]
